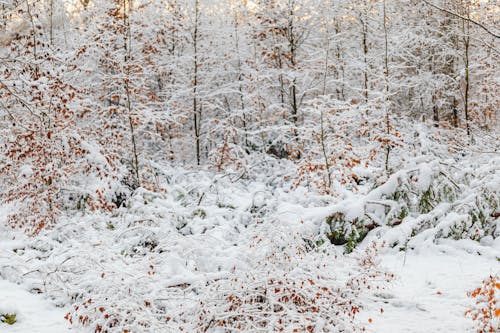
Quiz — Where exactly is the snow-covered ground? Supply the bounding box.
[360,244,499,332]
[0,279,72,333]
[1,244,497,332]
[0,130,498,332]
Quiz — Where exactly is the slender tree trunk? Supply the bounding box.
[123,0,140,187]
[463,25,471,137]
[452,96,459,127]
[320,109,331,190]
[334,22,345,101]
[49,0,54,45]
[288,5,298,129]
[278,55,285,106]
[320,31,331,189]
[361,17,369,103]
[433,104,440,126]
[287,2,300,156]
[234,9,248,148]
[193,0,201,165]
[1,3,5,31]
[383,0,391,173]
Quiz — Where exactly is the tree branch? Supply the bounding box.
[422,0,499,39]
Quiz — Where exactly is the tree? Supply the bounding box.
[0,0,86,234]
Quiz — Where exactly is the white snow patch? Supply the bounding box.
[0,280,73,333]
[359,245,499,333]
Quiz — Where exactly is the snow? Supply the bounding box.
[78,138,108,166]
[359,245,499,332]
[17,165,33,184]
[0,0,498,330]
[0,124,498,332]
[0,280,72,333]
[1,243,496,332]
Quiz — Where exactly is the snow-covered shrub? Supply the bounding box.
[208,128,248,172]
[324,212,369,253]
[196,274,359,332]
[465,275,500,333]
[1,190,392,333]
[321,153,499,250]
[64,267,160,333]
[387,158,500,243]
[194,236,392,332]
[0,313,16,325]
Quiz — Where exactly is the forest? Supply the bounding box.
[0,0,499,332]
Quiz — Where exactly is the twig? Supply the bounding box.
[422,0,500,39]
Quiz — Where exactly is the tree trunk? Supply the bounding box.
[193,0,201,165]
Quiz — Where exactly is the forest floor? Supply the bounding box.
[0,125,498,332]
[360,244,498,332]
[1,243,497,332]
[0,279,72,333]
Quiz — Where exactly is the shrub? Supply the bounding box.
[465,275,500,333]
[0,313,17,325]
[194,240,392,332]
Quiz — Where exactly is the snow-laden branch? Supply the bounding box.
[422,0,500,39]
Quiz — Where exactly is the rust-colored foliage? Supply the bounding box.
[465,275,500,333]
[197,241,392,332]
